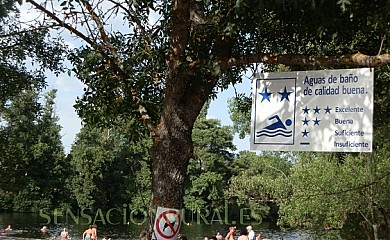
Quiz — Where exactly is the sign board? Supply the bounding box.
[152,206,181,240]
[250,68,373,152]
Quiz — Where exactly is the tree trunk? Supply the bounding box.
[148,64,213,237]
[150,101,195,210]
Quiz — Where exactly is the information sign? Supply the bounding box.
[250,68,373,152]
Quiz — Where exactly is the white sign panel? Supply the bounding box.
[250,68,373,152]
[152,206,181,240]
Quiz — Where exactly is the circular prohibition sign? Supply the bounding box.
[155,210,182,239]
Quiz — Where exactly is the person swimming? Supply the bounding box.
[264,115,292,130]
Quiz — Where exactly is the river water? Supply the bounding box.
[0,213,315,240]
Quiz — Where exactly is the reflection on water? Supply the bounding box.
[0,213,313,240]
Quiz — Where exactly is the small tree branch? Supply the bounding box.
[25,0,95,47]
[107,0,149,39]
[0,24,59,39]
[79,0,124,69]
[378,34,386,55]
[227,52,390,68]
[77,4,98,42]
[298,170,390,200]
[77,1,155,131]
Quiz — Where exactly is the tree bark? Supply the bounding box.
[148,69,213,236]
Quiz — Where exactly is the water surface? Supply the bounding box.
[0,213,314,240]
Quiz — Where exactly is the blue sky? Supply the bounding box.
[208,83,252,152]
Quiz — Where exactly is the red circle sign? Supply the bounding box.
[155,210,181,239]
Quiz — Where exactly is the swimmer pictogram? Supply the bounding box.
[256,115,292,138]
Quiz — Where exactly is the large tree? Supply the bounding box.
[22,0,390,236]
[0,89,67,211]
[0,0,68,212]
[68,120,151,211]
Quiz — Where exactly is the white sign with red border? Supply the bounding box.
[152,206,182,240]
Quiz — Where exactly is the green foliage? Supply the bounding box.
[0,11,67,108]
[127,160,152,215]
[373,66,390,129]
[0,88,67,212]
[277,151,390,239]
[228,94,252,139]
[0,0,22,19]
[184,108,236,214]
[68,120,152,210]
[67,0,390,125]
[9,1,390,236]
[226,151,292,222]
[70,33,166,126]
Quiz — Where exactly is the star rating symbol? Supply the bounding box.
[313,117,321,126]
[299,105,331,140]
[278,86,293,102]
[303,106,310,114]
[302,117,309,126]
[324,106,332,114]
[260,87,272,102]
[313,106,320,114]
[302,129,309,137]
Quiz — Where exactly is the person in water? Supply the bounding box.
[61,228,71,240]
[178,234,189,240]
[246,226,255,240]
[238,228,249,240]
[83,225,94,240]
[91,224,97,240]
[40,226,49,233]
[139,230,149,240]
[225,226,236,240]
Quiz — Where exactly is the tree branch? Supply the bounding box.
[78,1,156,132]
[79,0,124,69]
[0,23,59,39]
[25,0,96,47]
[107,0,149,40]
[297,170,390,200]
[25,0,156,131]
[169,0,190,63]
[227,52,390,68]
